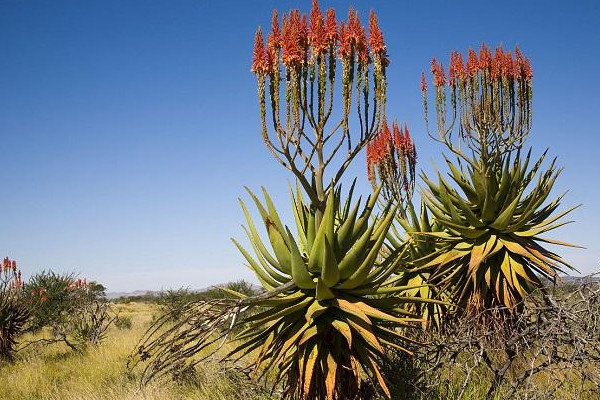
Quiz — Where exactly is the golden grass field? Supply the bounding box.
[2,301,598,400]
[0,302,273,400]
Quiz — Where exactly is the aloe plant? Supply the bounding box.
[0,258,28,361]
[364,120,450,328]
[230,185,432,399]
[386,202,450,329]
[420,45,577,314]
[131,2,429,398]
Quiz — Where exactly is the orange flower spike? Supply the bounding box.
[467,49,479,77]
[265,34,278,73]
[448,52,458,87]
[514,46,532,80]
[346,7,359,41]
[12,260,17,272]
[300,13,308,48]
[454,51,466,82]
[325,9,338,45]
[479,43,492,70]
[309,0,327,55]
[338,22,350,59]
[345,7,366,61]
[368,10,385,54]
[281,11,303,67]
[491,46,504,80]
[356,24,369,65]
[382,119,392,142]
[503,51,514,79]
[251,28,268,74]
[271,10,281,47]
[431,58,446,87]
[522,57,533,80]
[392,121,402,150]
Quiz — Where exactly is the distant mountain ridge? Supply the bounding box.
[106,278,599,300]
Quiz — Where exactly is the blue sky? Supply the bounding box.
[1,0,598,292]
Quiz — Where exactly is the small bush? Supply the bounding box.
[24,271,77,331]
[23,270,114,351]
[114,315,133,330]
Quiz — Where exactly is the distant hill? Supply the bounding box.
[106,290,160,300]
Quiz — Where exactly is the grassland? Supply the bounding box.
[0,302,273,400]
[2,300,598,400]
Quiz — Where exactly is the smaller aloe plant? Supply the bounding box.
[387,202,450,329]
[0,257,28,361]
[364,119,450,328]
[420,44,578,314]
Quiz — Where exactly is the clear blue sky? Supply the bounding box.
[1,0,598,292]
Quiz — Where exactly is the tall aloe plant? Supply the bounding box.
[130,1,430,399]
[419,45,578,314]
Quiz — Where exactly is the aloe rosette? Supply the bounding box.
[231,185,432,399]
[386,201,451,328]
[421,150,577,313]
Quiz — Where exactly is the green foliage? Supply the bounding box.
[386,201,450,329]
[114,314,133,330]
[24,271,77,331]
[24,270,113,350]
[231,184,434,399]
[0,259,28,361]
[421,150,577,313]
[0,287,28,361]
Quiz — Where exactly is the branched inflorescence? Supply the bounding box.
[423,44,533,161]
[251,0,390,211]
[366,120,417,207]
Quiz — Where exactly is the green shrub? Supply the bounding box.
[23,270,113,350]
[114,315,133,330]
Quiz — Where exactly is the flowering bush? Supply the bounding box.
[24,271,112,350]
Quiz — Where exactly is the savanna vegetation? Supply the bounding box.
[2,0,598,399]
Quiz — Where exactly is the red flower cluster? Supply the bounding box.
[1,257,17,274]
[252,1,389,75]
[339,7,368,63]
[2,257,23,288]
[427,44,534,88]
[251,28,269,74]
[69,278,89,290]
[457,44,533,83]
[431,58,446,87]
[367,120,393,180]
[30,287,48,303]
[448,51,465,87]
[367,120,417,194]
[467,49,479,77]
[393,123,416,162]
[281,10,308,67]
[308,0,327,55]
[325,9,337,45]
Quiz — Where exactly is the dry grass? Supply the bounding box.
[0,302,273,400]
[2,301,597,400]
